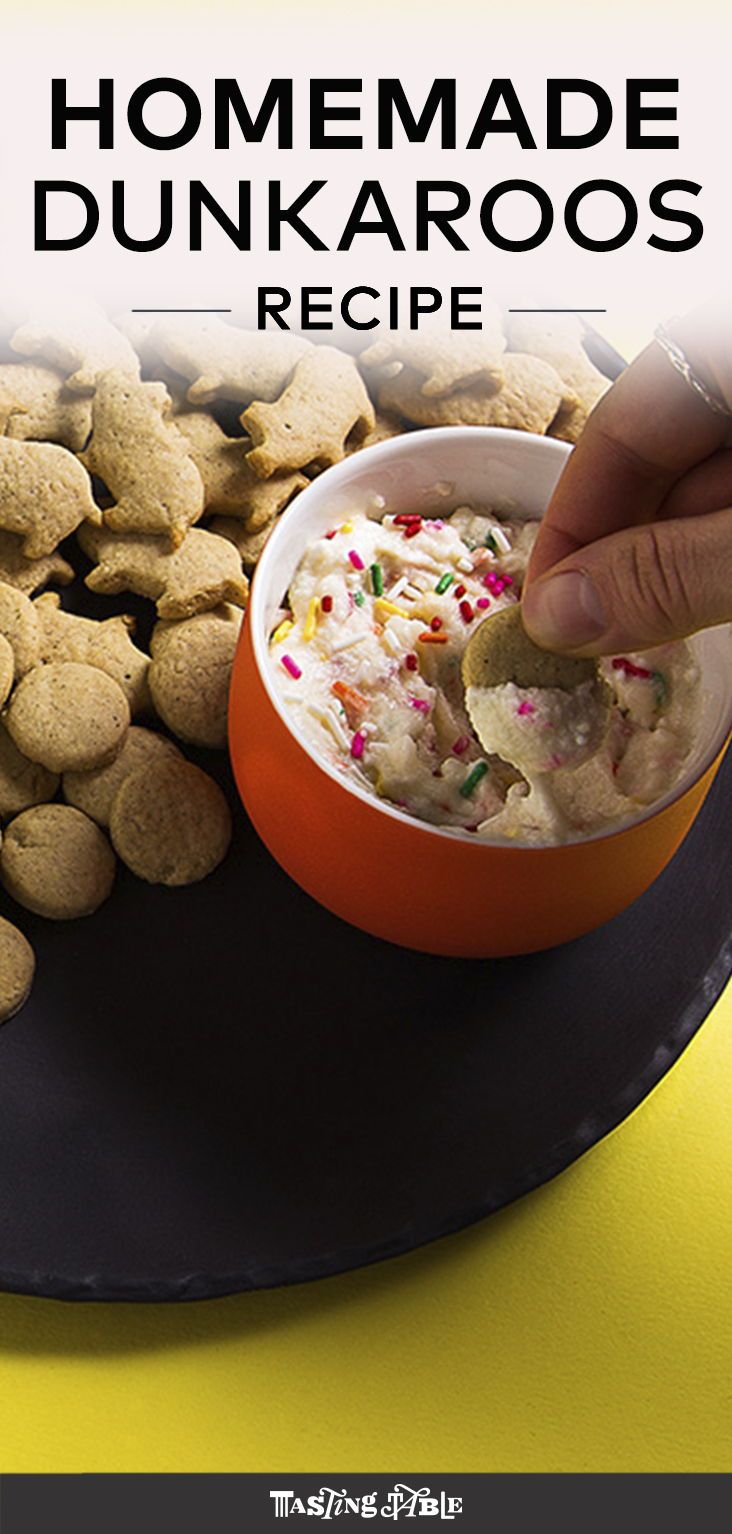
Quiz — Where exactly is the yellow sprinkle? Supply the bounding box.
[272,619,294,644]
[374,598,410,620]
[302,597,319,642]
[339,520,354,534]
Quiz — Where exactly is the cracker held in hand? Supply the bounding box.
[378,355,568,434]
[64,725,181,827]
[149,606,243,749]
[10,300,139,395]
[6,661,130,774]
[82,373,205,547]
[462,605,598,692]
[34,592,151,714]
[0,916,35,1022]
[0,722,58,820]
[110,757,231,885]
[151,316,311,405]
[175,409,307,526]
[0,438,100,557]
[0,531,73,596]
[242,346,375,478]
[507,314,609,443]
[0,582,41,678]
[0,804,116,919]
[79,524,249,620]
[360,308,506,398]
[0,363,93,452]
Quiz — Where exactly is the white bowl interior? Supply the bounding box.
[250,428,732,845]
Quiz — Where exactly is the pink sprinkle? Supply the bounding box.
[549,753,564,770]
[432,519,445,529]
[483,571,507,595]
[452,735,470,756]
[281,654,301,680]
[350,730,366,759]
[502,573,514,587]
[517,700,536,716]
[409,696,431,713]
[348,549,365,571]
[612,657,652,679]
[476,596,490,610]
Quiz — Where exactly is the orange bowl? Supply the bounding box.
[229,428,732,957]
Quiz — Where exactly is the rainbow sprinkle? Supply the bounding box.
[271,618,294,644]
[370,563,384,596]
[451,736,470,756]
[405,653,419,671]
[375,597,410,620]
[418,631,448,645]
[476,597,490,610]
[652,670,667,705]
[517,700,536,716]
[483,571,513,596]
[281,654,302,680]
[612,657,652,679]
[350,730,366,760]
[302,597,319,642]
[409,696,431,713]
[353,590,365,607]
[348,549,365,571]
[459,761,489,798]
[459,600,474,624]
[435,572,454,595]
[321,594,333,614]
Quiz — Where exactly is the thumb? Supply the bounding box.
[522,506,732,656]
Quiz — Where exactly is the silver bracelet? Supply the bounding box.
[653,321,732,419]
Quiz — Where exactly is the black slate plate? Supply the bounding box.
[0,740,729,1302]
[1,327,729,1303]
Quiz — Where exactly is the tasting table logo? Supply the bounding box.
[269,1485,462,1520]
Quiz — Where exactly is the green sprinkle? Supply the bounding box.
[484,533,499,553]
[370,563,384,597]
[459,760,489,799]
[435,572,454,595]
[353,590,365,607]
[652,670,667,707]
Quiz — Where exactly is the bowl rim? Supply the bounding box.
[246,426,732,852]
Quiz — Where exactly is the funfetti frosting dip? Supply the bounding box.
[268,506,701,845]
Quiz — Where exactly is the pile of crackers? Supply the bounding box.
[0,299,609,1020]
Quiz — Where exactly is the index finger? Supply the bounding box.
[527,333,730,584]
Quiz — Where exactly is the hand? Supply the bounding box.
[522,305,732,655]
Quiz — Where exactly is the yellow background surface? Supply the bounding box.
[0,982,729,1474]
